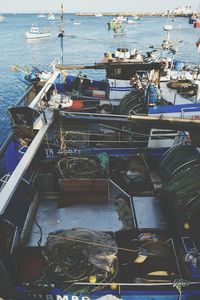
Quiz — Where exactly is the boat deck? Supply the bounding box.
[160,81,195,105]
[27,181,128,247]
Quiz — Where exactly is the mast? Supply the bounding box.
[58,3,64,65]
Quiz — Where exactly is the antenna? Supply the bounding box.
[58,3,64,65]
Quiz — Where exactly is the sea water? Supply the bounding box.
[0,13,199,146]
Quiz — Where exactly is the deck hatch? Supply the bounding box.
[131,196,167,231]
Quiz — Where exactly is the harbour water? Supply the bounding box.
[0,13,200,146]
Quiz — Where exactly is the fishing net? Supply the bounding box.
[159,144,199,180]
[42,228,118,287]
[161,144,200,238]
[110,155,149,193]
[167,80,198,97]
[57,156,103,178]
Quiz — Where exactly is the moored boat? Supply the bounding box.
[38,13,46,18]
[1,77,200,298]
[47,12,55,21]
[47,12,61,22]
[95,13,103,17]
[1,8,200,298]
[12,54,199,132]
[194,19,200,28]
[189,14,198,24]
[25,26,51,39]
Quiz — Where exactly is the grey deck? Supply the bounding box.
[27,183,124,247]
[131,196,167,231]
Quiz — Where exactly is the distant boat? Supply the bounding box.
[38,13,46,18]
[133,16,140,20]
[0,14,6,22]
[189,14,197,24]
[47,13,61,23]
[25,26,51,39]
[116,15,126,22]
[73,22,81,25]
[47,13,55,21]
[107,18,121,30]
[95,13,103,17]
[194,19,200,28]
[114,27,127,36]
[126,18,138,24]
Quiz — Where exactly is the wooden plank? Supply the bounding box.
[57,64,98,70]
[59,178,108,192]
[57,62,162,71]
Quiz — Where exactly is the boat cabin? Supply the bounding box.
[30,26,40,34]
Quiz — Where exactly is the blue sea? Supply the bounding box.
[0,13,200,146]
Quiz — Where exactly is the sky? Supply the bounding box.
[1,0,200,13]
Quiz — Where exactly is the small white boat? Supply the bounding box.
[47,13,61,22]
[38,13,46,18]
[73,22,81,25]
[0,15,6,22]
[127,18,137,24]
[133,16,140,20]
[47,13,55,21]
[95,13,103,17]
[25,26,51,39]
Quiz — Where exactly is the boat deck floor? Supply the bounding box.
[160,81,194,105]
[27,182,126,247]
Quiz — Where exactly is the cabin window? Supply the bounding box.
[116,68,122,77]
[107,68,123,79]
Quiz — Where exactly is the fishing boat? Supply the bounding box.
[2,69,200,299]
[20,18,200,114]
[2,4,200,298]
[19,53,200,118]
[55,24,187,105]
[25,26,51,39]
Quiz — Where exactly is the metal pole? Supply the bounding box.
[59,4,64,65]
